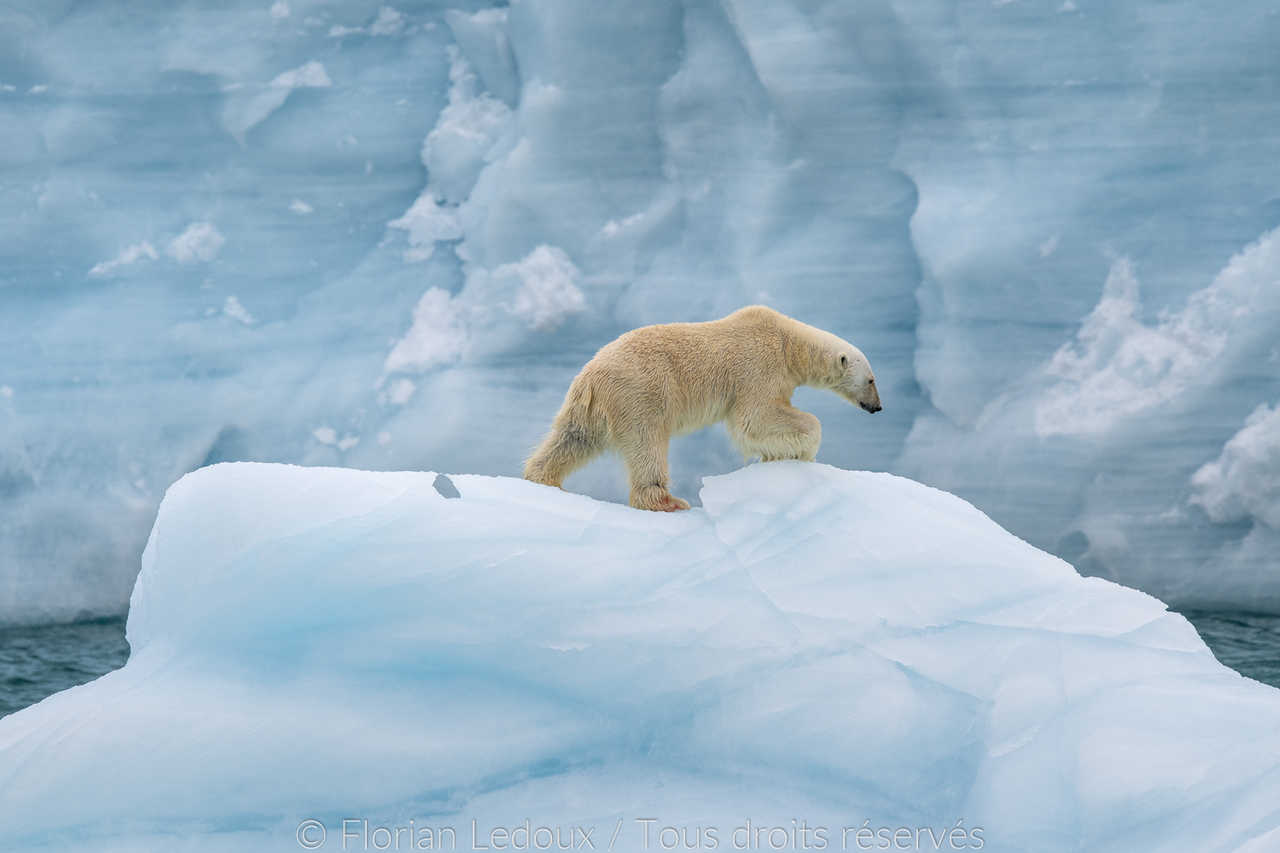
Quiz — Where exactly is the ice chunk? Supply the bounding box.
[1,462,1278,851]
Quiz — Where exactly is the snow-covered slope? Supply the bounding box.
[2,462,1279,851]
[2,0,1279,622]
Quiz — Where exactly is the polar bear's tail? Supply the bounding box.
[523,378,608,488]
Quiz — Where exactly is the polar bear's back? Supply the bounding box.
[575,307,793,435]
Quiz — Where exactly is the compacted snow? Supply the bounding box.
[1,462,1278,851]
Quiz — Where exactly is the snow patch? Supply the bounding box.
[369,7,404,36]
[311,427,337,445]
[1191,403,1280,528]
[383,246,582,372]
[270,61,331,90]
[601,212,646,238]
[222,296,254,325]
[168,223,225,264]
[328,7,405,38]
[88,241,158,277]
[387,195,461,262]
[383,378,416,406]
[288,199,313,215]
[383,50,511,262]
[1035,229,1280,437]
[269,1,289,20]
[384,288,468,373]
[503,246,586,330]
[223,62,332,142]
[419,48,513,205]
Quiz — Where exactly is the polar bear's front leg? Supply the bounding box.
[619,433,691,512]
[729,403,822,463]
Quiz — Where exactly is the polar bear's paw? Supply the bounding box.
[658,494,691,512]
[632,485,691,512]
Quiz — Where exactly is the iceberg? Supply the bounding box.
[2,462,1278,851]
[3,0,1280,625]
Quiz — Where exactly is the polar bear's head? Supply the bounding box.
[777,312,882,413]
[829,345,881,413]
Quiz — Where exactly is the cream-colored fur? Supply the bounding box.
[523,305,882,511]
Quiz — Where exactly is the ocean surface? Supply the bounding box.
[1,618,130,718]
[1,611,1278,719]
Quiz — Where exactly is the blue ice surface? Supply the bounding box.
[2,461,1278,851]
[1,0,1280,624]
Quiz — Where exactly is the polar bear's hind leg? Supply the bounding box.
[524,388,607,488]
[619,432,690,511]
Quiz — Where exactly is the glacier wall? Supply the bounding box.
[1,0,1278,623]
[4,462,1280,851]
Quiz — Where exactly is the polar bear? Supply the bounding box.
[523,305,882,511]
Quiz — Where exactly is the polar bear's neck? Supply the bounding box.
[779,317,838,390]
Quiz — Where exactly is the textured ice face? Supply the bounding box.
[2,462,1279,851]
[2,0,1279,622]
[1191,403,1280,529]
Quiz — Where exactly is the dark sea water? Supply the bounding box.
[1181,610,1280,688]
[1,618,130,718]
[2,611,1279,718]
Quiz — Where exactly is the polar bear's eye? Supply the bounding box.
[839,354,848,368]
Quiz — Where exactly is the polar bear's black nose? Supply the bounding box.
[861,402,881,413]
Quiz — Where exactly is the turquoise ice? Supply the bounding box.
[2,462,1278,850]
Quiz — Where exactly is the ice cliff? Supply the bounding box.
[2,0,1279,623]
[1,462,1279,851]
